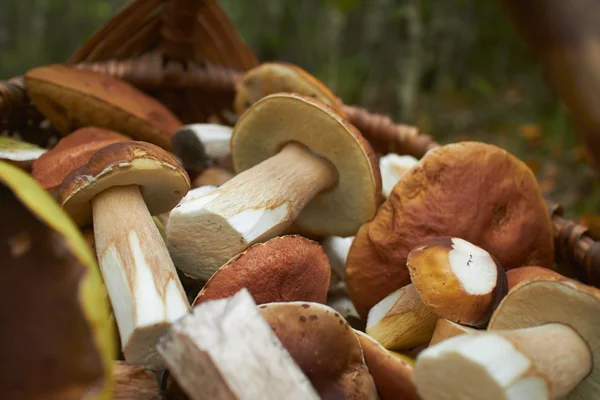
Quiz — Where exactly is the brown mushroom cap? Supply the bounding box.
[355,330,420,400]
[407,237,508,327]
[346,142,554,317]
[192,235,331,306]
[25,65,182,150]
[506,266,563,290]
[31,127,130,194]
[60,141,190,227]
[234,62,345,116]
[0,161,115,399]
[259,302,378,400]
[232,93,381,237]
[489,277,600,399]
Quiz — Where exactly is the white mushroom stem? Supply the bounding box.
[92,184,190,370]
[414,323,592,400]
[168,142,336,280]
[379,154,418,198]
[157,289,320,400]
[322,236,354,279]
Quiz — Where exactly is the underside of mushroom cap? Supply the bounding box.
[232,93,381,237]
[346,141,554,317]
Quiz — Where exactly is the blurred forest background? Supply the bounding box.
[1,0,598,218]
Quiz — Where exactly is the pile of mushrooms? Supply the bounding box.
[2,61,597,400]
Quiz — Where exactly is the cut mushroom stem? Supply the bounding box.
[414,323,592,400]
[93,184,190,369]
[168,142,336,280]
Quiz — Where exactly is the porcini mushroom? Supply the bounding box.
[366,237,507,349]
[60,141,191,370]
[167,93,380,281]
[259,301,379,399]
[429,319,477,346]
[0,136,47,171]
[346,142,554,317]
[322,235,355,279]
[379,153,418,198]
[506,265,562,290]
[193,235,330,306]
[31,127,130,197]
[25,65,182,150]
[0,161,115,399]
[192,166,234,188]
[413,277,600,399]
[172,123,233,174]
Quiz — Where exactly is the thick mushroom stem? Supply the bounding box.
[414,323,592,400]
[92,184,190,370]
[168,142,337,280]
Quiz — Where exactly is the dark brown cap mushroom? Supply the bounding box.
[0,161,115,399]
[346,142,554,317]
[25,65,182,150]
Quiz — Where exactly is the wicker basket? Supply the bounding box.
[1,0,598,286]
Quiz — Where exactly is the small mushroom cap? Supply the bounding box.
[31,127,130,193]
[506,266,563,290]
[0,137,47,170]
[60,141,190,227]
[234,62,344,116]
[233,93,381,237]
[355,330,420,400]
[407,237,508,327]
[259,302,378,400]
[0,161,115,399]
[25,65,182,150]
[172,123,233,173]
[488,277,600,399]
[193,235,331,306]
[346,142,554,317]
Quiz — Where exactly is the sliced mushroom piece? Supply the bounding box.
[0,161,115,399]
[346,142,554,317]
[355,331,420,400]
[259,301,379,400]
[172,123,233,174]
[113,362,160,400]
[429,319,478,346]
[413,277,600,399]
[25,65,182,150]
[60,141,191,370]
[234,62,345,116]
[0,137,47,171]
[506,265,562,290]
[193,235,331,306]
[379,154,418,198]
[157,289,320,400]
[167,94,380,281]
[367,238,507,349]
[31,127,130,198]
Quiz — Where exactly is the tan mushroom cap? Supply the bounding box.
[192,235,331,306]
[506,266,563,290]
[234,62,345,116]
[489,277,600,399]
[0,137,47,171]
[25,65,182,150]
[346,142,554,317]
[0,161,115,399]
[355,331,420,400]
[32,127,130,194]
[60,141,190,227]
[259,302,378,400]
[233,93,381,237]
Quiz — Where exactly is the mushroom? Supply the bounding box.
[167,93,380,281]
[379,153,418,198]
[259,301,379,400]
[0,161,115,399]
[192,166,234,188]
[59,141,191,370]
[322,235,355,279]
[193,235,330,306]
[25,65,182,150]
[0,136,47,171]
[31,127,130,198]
[172,123,233,174]
[157,289,320,400]
[355,330,420,400]
[113,361,160,400]
[366,237,507,349]
[413,276,600,399]
[506,265,562,290]
[234,62,345,116]
[346,142,554,317]
[429,319,478,346]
